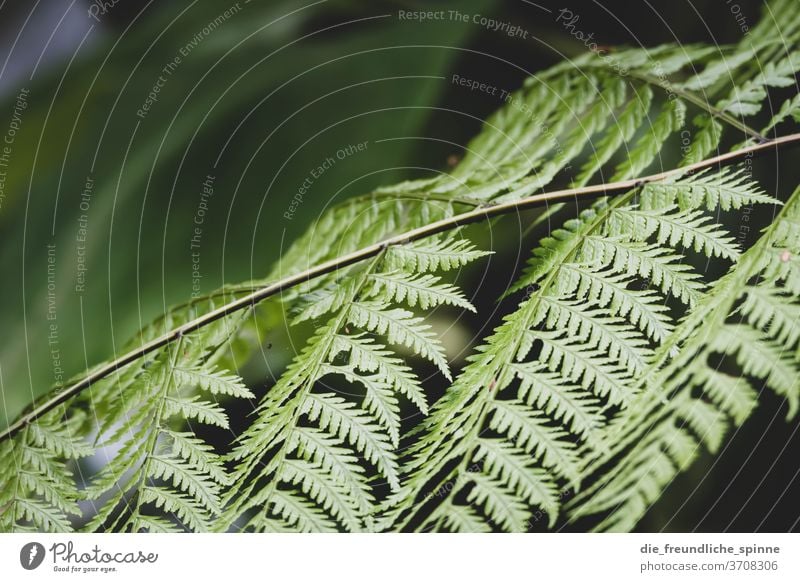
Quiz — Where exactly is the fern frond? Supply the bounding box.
[680,47,757,92]
[474,439,560,523]
[173,366,253,399]
[513,364,603,438]
[465,472,530,532]
[331,334,427,413]
[225,244,483,531]
[712,325,799,418]
[609,206,740,260]
[268,489,338,533]
[440,503,492,533]
[488,400,581,487]
[83,343,241,532]
[764,93,800,134]
[719,51,800,117]
[164,396,228,429]
[289,428,374,511]
[325,364,401,445]
[571,185,800,531]
[641,168,778,211]
[384,158,774,531]
[556,264,673,343]
[280,459,365,532]
[380,32,789,523]
[385,236,491,273]
[739,285,800,346]
[535,295,650,374]
[692,368,758,425]
[575,421,699,532]
[581,236,704,306]
[573,85,654,187]
[367,271,476,312]
[0,411,90,532]
[611,98,686,181]
[346,302,450,378]
[303,392,399,489]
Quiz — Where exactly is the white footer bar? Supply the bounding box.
[1,533,797,581]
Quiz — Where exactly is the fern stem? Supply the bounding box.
[345,190,487,208]
[575,59,765,140]
[411,402,489,532]
[126,335,184,532]
[3,132,800,445]
[224,252,385,531]
[4,426,29,532]
[627,71,766,142]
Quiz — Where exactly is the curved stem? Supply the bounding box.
[571,58,766,141]
[2,132,799,444]
[627,71,767,142]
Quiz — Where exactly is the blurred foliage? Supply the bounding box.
[0,0,497,420]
